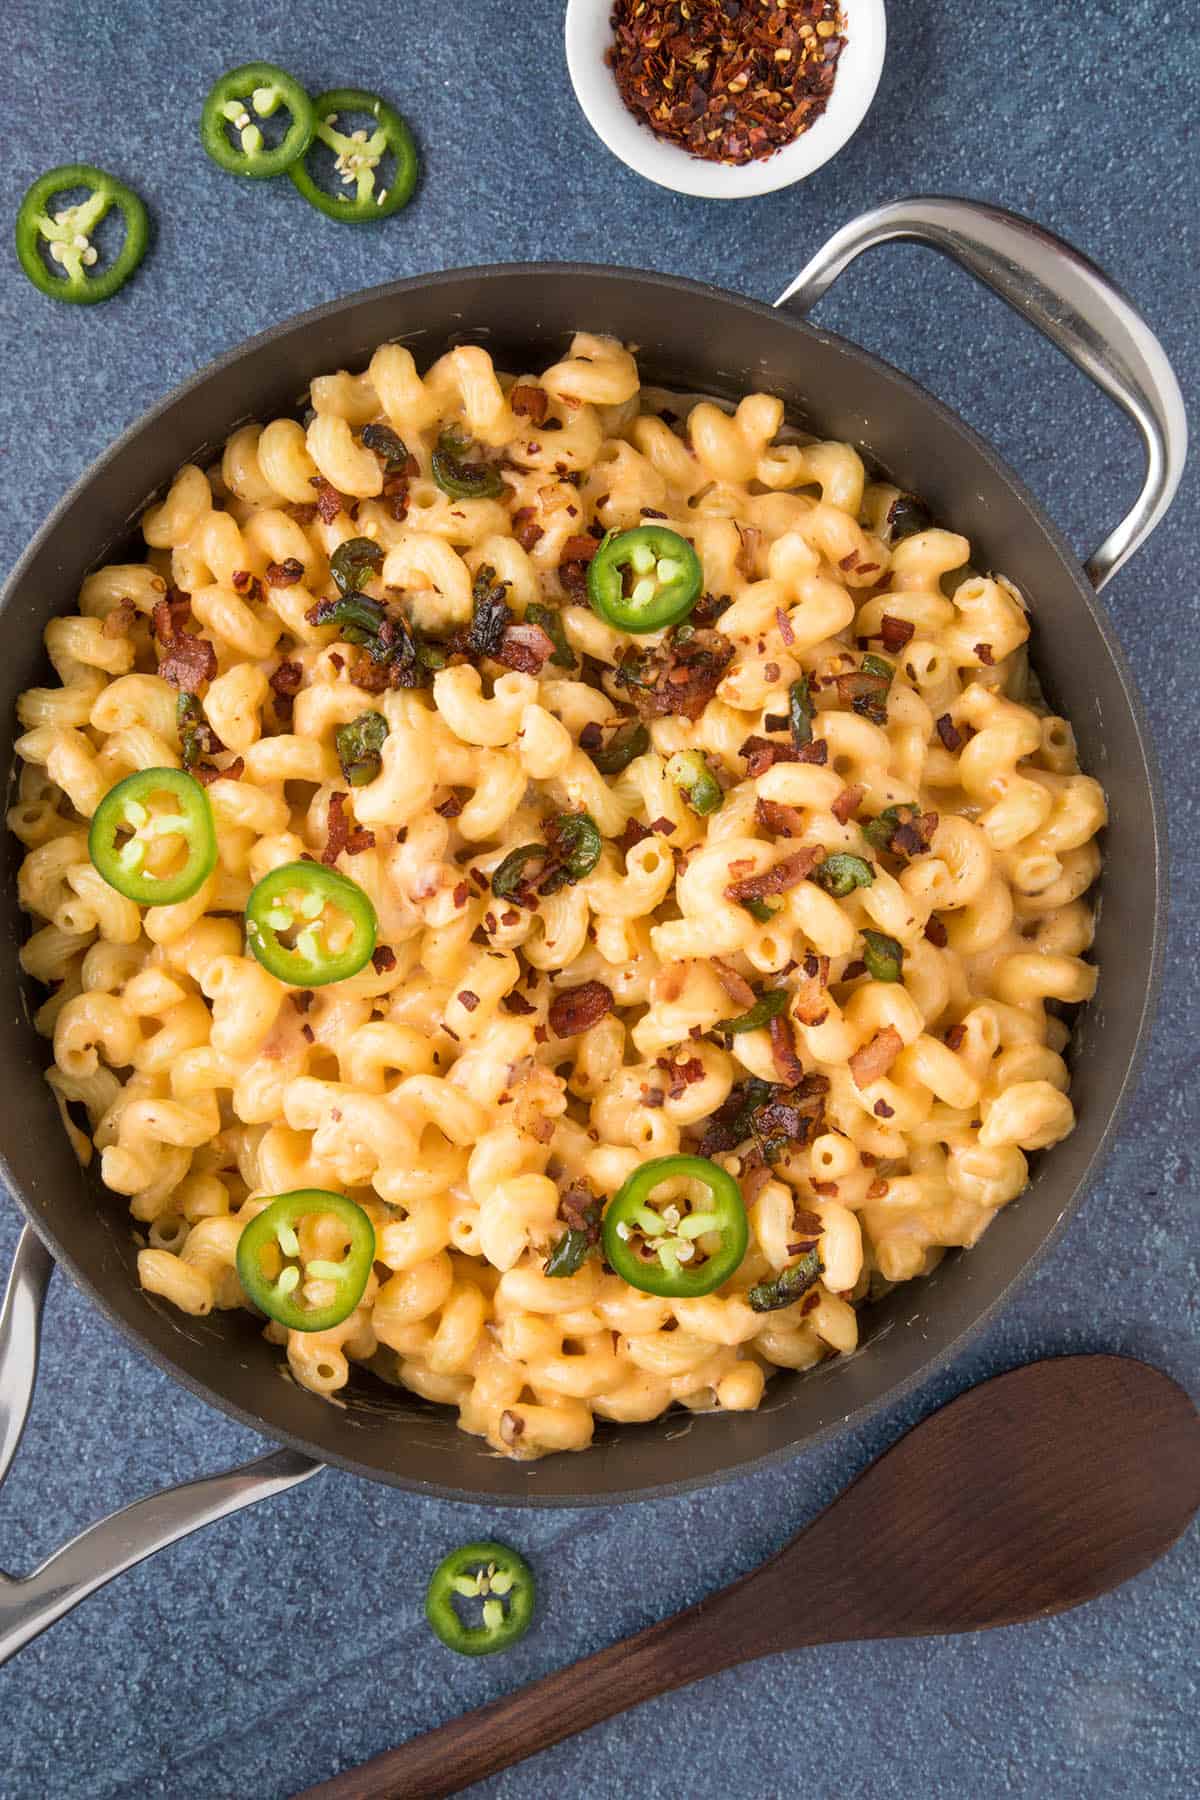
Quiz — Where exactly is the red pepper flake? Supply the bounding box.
[945,1022,968,1052]
[452,881,470,908]
[879,615,915,653]
[436,791,465,819]
[936,713,963,752]
[810,1180,838,1197]
[266,558,305,587]
[290,990,314,1014]
[655,1053,705,1099]
[458,990,480,1012]
[371,946,397,974]
[775,608,796,646]
[865,1176,888,1199]
[511,507,544,552]
[502,990,537,1016]
[648,816,676,836]
[607,0,847,167]
[269,660,303,698]
[925,915,949,948]
[310,476,355,524]
[974,642,996,666]
[300,1023,315,1043]
[510,384,549,424]
[619,817,653,855]
[873,1098,896,1118]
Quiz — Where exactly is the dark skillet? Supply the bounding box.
[0,198,1187,1663]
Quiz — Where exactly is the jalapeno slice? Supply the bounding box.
[236,1189,374,1332]
[15,164,148,305]
[89,768,216,905]
[603,1154,748,1299]
[431,429,506,500]
[587,527,703,634]
[288,87,419,220]
[200,62,315,179]
[587,719,649,774]
[245,861,377,986]
[425,1542,536,1656]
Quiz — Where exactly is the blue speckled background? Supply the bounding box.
[0,3,1196,1795]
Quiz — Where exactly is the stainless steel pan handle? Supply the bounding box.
[0,1225,322,1667]
[774,196,1187,590]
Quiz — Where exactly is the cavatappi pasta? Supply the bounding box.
[11,333,1104,1460]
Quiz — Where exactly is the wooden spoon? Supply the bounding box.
[299,1356,1200,1800]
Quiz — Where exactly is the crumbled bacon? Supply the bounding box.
[152,593,218,691]
[322,792,375,865]
[648,816,676,836]
[725,846,824,906]
[974,642,996,666]
[865,1176,889,1199]
[558,559,590,600]
[452,881,470,908]
[192,755,244,786]
[286,502,318,525]
[739,735,800,778]
[925,915,948,948]
[890,809,939,859]
[496,622,555,673]
[936,713,963,752]
[511,507,544,552]
[510,384,549,424]
[849,1026,903,1089]
[879,615,915,653]
[755,1072,829,1149]
[548,981,614,1038]
[755,796,805,839]
[266,558,305,587]
[617,631,733,723]
[371,946,397,974]
[739,1149,773,1204]
[102,598,136,638]
[619,817,652,855]
[831,783,865,825]
[501,990,537,1016]
[311,477,353,523]
[767,1013,806,1086]
[560,534,600,563]
[792,952,830,1026]
[380,469,412,521]
[269,660,303,697]
[655,1054,705,1099]
[559,1182,602,1241]
[711,957,757,1009]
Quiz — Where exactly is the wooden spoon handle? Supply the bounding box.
[299,1586,760,1800]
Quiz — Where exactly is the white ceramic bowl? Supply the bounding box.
[565,0,886,199]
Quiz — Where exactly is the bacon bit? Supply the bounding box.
[792,952,830,1026]
[811,1180,838,1197]
[936,713,963,753]
[711,957,757,1009]
[739,734,801,778]
[310,477,352,524]
[510,384,549,424]
[945,1022,968,1052]
[850,1025,904,1090]
[548,981,614,1038]
[763,712,788,732]
[925,915,949,948]
[864,1176,888,1200]
[499,1409,525,1447]
[298,1022,314,1043]
[286,501,318,526]
[558,559,590,601]
[838,551,858,572]
[371,946,397,974]
[502,990,537,1016]
[436,792,466,820]
[755,796,806,839]
[102,598,136,638]
[648,816,676,836]
[763,662,780,683]
[458,990,480,1012]
[755,1075,829,1150]
[800,1290,821,1316]
[798,738,828,766]
[873,1098,896,1118]
[617,631,733,723]
[775,608,796,646]
[269,660,303,697]
[725,846,823,906]
[767,1013,806,1085]
[152,594,218,691]
[879,615,915,653]
[496,621,555,674]
[559,1183,602,1239]
[641,1085,666,1108]
[452,881,470,909]
[511,507,544,552]
[192,756,243,786]
[328,651,345,672]
[655,1054,705,1099]
[323,792,358,865]
[974,642,996,666]
[291,990,315,1014]
[615,818,650,857]
[266,558,305,587]
[231,569,263,600]
[793,1206,823,1235]
[561,534,600,564]
[739,1149,773,1205]
[831,783,865,825]
[841,959,867,981]
[380,469,412,521]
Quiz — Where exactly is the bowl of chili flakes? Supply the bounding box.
[565,0,886,199]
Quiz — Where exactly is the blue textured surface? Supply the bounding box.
[0,3,1197,1795]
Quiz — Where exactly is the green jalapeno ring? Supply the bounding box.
[200,62,315,179]
[16,164,149,305]
[426,1542,536,1656]
[236,1189,375,1332]
[245,861,377,986]
[587,526,703,634]
[89,768,216,905]
[603,1154,748,1299]
[289,87,419,221]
